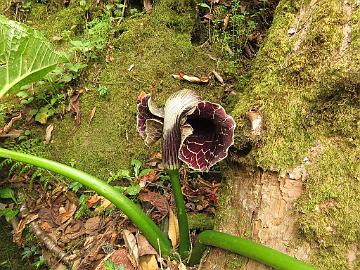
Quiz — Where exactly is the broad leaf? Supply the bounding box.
[0,208,19,222]
[0,187,17,203]
[0,15,66,98]
[131,159,142,177]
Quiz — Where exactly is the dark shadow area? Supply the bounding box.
[307,72,360,141]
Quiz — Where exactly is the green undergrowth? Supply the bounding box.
[231,0,359,269]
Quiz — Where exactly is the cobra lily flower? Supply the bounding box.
[137,89,236,172]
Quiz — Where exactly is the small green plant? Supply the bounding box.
[107,159,153,183]
[0,187,17,203]
[22,244,47,269]
[69,181,84,193]
[104,259,125,270]
[97,85,109,97]
[0,15,66,99]
[74,194,91,219]
[33,255,47,269]
[106,159,154,196]
[22,246,38,260]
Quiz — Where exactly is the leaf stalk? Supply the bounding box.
[167,169,191,259]
[188,230,317,270]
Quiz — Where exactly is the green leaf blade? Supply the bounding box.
[0,187,17,203]
[0,15,66,98]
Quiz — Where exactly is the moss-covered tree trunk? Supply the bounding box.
[201,1,359,269]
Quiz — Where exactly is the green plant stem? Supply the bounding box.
[0,148,172,257]
[188,230,317,270]
[167,169,190,259]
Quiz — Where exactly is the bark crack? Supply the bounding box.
[339,0,353,57]
[291,0,319,52]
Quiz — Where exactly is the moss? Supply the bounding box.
[232,0,354,171]
[27,2,86,40]
[188,213,214,231]
[297,140,359,269]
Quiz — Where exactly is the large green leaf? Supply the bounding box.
[0,15,65,99]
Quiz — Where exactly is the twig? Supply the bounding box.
[19,204,71,266]
[0,113,22,135]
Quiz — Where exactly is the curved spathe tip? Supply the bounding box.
[136,91,164,145]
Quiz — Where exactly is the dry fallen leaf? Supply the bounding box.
[211,69,224,85]
[128,64,135,71]
[140,170,160,183]
[40,221,54,232]
[168,209,179,248]
[89,106,96,124]
[203,13,214,21]
[139,255,158,270]
[137,234,157,257]
[143,0,152,12]
[223,14,230,31]
[0,113,22,135]
[59,202,77,223]
[14,213,39,245]
[68,91,81,125]
[97,248,135,270]
[84,216,101,234]
[52,36,62,41]
[0,129,23,138]
[247,110,262,136]
[86,194,101,208]
[94,197,113,213]
[122,229,139,267]
[172,72,209,84]
[106,44,114,63]
[44,124,54,144]
[138,190,169,222]
[178,262,187,270]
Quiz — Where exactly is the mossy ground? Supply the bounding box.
[4,0,226,178]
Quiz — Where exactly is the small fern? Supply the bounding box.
[0,137,52,188]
